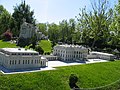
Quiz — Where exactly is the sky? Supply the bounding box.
[0,0,118,24]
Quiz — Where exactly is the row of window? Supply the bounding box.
[9,59,45,65]
[54,49,86,54]
[11,53,39,56]
[64,54,84,58]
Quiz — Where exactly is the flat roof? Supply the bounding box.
[91,51,114,56]
[1,48,38,53]
[55,44,87,49]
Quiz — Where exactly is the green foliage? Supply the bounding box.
[0,5,16,36]
[48,23,60,43]
[37,23,48,36]
[0,40,17,48]
[12,0,36,36]
[35,45,44,54]
[17,37,30,47]
[109,0,120,51]
[38,40,52,54]
[69,74,78,84]
[1,61,120,89]
[77,0,113,49]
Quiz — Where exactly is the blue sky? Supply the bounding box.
[0,0,118,24]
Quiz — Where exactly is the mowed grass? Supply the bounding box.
[1,61,120,90]
[0,40,17,48]
[39,40,52,53]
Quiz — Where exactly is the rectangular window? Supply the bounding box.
[41,61,42,65]
[31,60,33,64]
[25,60,27,64]
[12,60,14,65]
[10,60,12,65]
[23,60,24,64]
[15,60,16,64]
[28,60,29,64]
[18,60,20,64]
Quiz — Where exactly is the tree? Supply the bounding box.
[37,23,48,36]
[12,0,36,36]
[48,23,60,44]
[2,29,12,41]
[0,5,14,35]
[77,0,113,50]
[69,74,80,89]
[35,45,44,54]
[59,20,69,43]
[68,18,76,44]
[109,0,120,51]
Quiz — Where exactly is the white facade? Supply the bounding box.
[87,51,115,60]
[0,48,47,70]
[53,45,89,61]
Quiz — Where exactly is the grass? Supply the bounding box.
[39,40,52,54]
[0,40,17,48]
[1,61,120,90]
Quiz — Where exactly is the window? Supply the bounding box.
[23,60,24,64]
[31,60,33,64]
[28,60,29,64]
[37,60,38,64]
[18,60,20,64]
[10,60,12,65]
[25,60,27,64]
[12,60,14,65]
[15,60,17,64]
[41,61,42,65]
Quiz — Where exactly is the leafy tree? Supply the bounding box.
[12,0,36,36]
[77,0,113,50]
[2,29,12,41]
[0,5,15,35]
[69,74,80,89]
[109,0,120,51]
[35,45,44,54]
[59,20,69,43]
[48,23,59,44]
[67,18,76,44]
[37,23,48,36]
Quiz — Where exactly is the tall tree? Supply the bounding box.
[109,0,120,51]
[12,0,36,36]
[77,0,113,49]
[37,23,48,36]
[48,23,59,43]
[0,5,14,35]
[68,18,76,44]
[59,20,69,43]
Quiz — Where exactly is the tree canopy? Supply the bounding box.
[12,0,36,36]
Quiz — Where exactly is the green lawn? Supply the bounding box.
[1,61,120,90]
[39,40,52,54]
[0,40,17,48]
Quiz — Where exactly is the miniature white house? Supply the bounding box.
[53,45,89,61]
[0,48,47,70]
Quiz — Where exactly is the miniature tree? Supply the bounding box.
[69,74,80,90]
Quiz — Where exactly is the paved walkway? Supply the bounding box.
[0,59,108,74]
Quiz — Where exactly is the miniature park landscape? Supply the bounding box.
[0,0,120,90]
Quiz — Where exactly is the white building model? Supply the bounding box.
[0,48,47,70]
[53,45,89,61]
